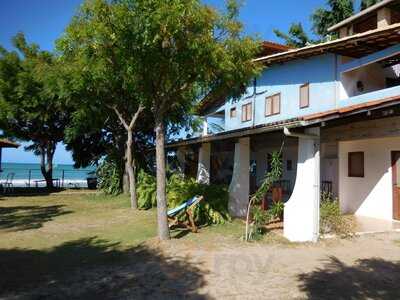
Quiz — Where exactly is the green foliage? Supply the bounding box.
[311,0,354,38]
[250,206,271,239]
[137,169,157,209]
[246,151,283,241]
[361,0,380,10]
[251,151,283,205]
[97,160,122,195]
[0,33,71,187]
[320,192,353,236]
[274,23,313,48]
[137,171,231,225]
[269,201,284,220]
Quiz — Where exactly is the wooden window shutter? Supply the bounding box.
[265,97,273,116]
[242,103,252,122]
[300,83,309,108]
[273,94,281,114]
[348,152,364,177]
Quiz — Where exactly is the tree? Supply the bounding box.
[57,0,152,209]
[273,23,313,48]
[361,0,380,10]
[311,0,354,38]
[0,33,70,188]
[116,0,260,240]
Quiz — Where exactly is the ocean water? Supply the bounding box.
[0,163,96,187]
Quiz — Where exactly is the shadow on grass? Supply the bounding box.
[0,237,209,299]
[0,204,72,231]
[0,187,67,198]
[298,256,400,299]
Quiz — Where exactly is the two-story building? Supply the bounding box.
[167,0,400,242]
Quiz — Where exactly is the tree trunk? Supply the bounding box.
[155,118,170,240]
[39,145,54,189]
[126,128,138,209]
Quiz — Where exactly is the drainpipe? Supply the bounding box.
[283,127,319,140]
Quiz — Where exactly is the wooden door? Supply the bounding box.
[391,151,400,220]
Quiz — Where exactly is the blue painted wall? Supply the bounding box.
[222,53,338,131]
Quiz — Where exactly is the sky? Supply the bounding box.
[0,0,336,164]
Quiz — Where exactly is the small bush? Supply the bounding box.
[137,171,231,225]
[137,170,157,209]
[97,160,122,195]
[249,206,272,239]
[269,201,284,220]
[320,192,353,236]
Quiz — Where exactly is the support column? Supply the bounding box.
[176,147,186,175]
[197,143,211,184]
[229,137,250,217]
[284,128,320,242]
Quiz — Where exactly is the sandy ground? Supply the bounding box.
[3,232,400,300]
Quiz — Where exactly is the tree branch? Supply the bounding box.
[128,104,145,130]
[109,105,129,130]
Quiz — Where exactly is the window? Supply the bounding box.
[348,152,364,177]
[230,107,237,118]
[300,83,309,108]
[241,103,252,122]
[265,93,281,116]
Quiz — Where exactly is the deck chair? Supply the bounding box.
[167,196,204,233]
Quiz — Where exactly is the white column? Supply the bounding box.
[284,128,320,242]
[176,147,186,175]
[202,118,208,137]
[229,137,250,217]
[197,143,211,184]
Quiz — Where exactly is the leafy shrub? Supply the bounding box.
[250,206,271,239]
[137,171,231,225]
[97,160,122,195]
[269,201,284,220]
[320,192,353,236]
[137,169,157,209]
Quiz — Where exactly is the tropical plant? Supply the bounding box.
[245,151,283,241]
[270,200,284,220]
[97,160,123,195]
[137,171,231,225]
[249,206,271,240]
[137,169,157,209]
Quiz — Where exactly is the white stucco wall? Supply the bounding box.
[338,137,400,221]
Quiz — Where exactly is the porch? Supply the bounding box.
[168,101,400,242]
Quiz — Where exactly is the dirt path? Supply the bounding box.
[5,232,399,300]
[161,232,400,299]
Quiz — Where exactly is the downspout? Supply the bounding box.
[252,78,257,128]
[283,127,319,140]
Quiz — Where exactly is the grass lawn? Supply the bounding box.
[0,192,250,298]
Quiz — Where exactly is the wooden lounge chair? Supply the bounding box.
[167,196,204,233]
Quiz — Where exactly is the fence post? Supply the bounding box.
[28,170,31,188]
[62,170,65,188]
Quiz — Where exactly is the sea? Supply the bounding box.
[1,162,96,188]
